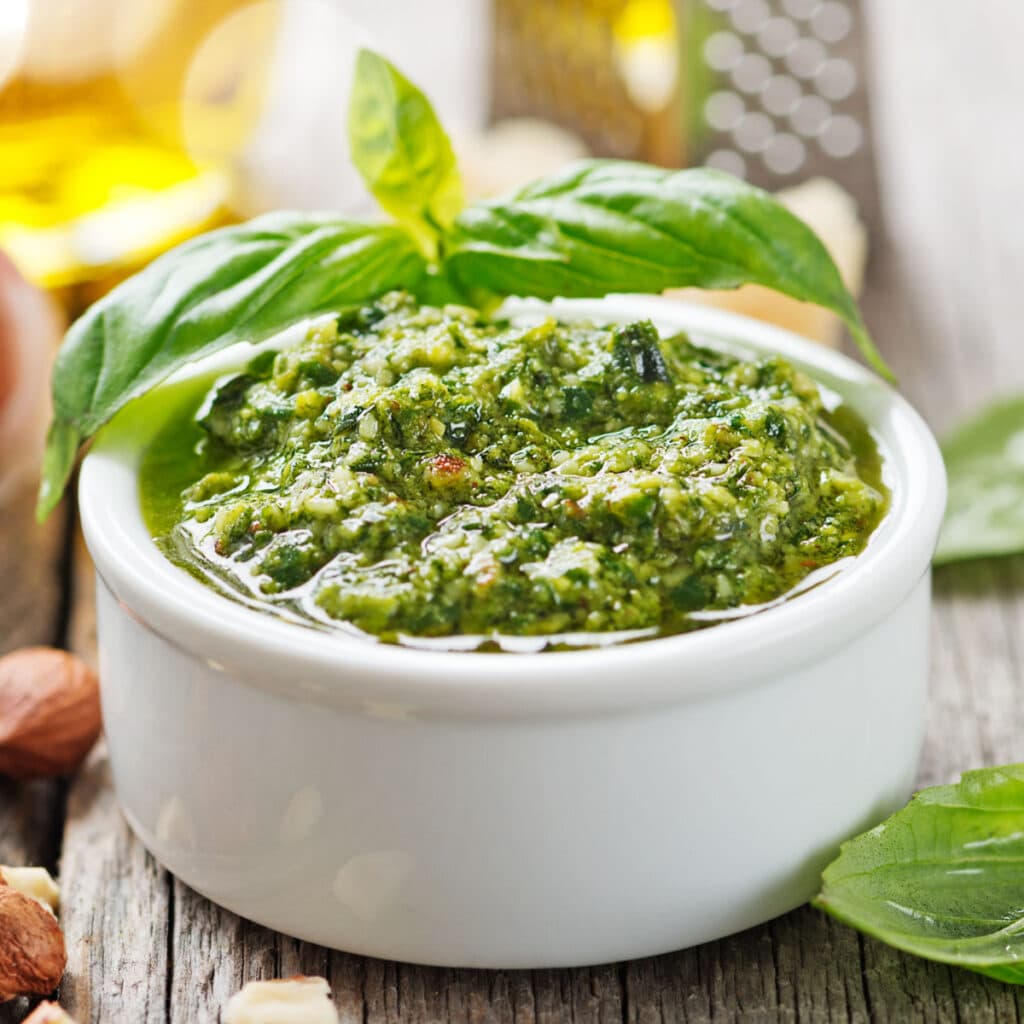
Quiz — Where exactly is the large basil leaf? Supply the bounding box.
[348,49,463,257]
[815,765,1024,984]
[446,160,892,381]
[935,398,1024,564]
[36,214,424,519]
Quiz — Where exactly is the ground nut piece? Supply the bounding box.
[222,976,338,1024]
[23,1001,78,1023]
[425,453,467,488]
[0,647,102,779]
[0,867,59,912]
[0,883,67,1001]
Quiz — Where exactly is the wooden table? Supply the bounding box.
[3,2,1024,1020]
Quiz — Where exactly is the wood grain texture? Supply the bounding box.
[0,487,66,1024]
[4,2,1024,1021]
[56,536,171,1024]
[0,486,65,657]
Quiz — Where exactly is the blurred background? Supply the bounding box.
[0,0,874,298]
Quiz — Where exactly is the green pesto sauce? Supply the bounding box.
[140,292,888,650]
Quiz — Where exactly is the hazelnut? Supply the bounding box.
[0,882,67,1002]
[223,976,338,1024]
[23,1002,78,1023]
[0,648,101,779]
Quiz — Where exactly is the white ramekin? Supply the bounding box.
[79,297,946,968]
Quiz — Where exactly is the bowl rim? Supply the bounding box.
[79,296,946,716]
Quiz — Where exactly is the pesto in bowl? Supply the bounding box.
[140,292,887,648]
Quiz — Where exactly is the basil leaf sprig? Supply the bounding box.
[445,160,887,380]
[347,48,463,260]
[935,397,1024,565]
[37,47,889,520]
[815,765,1024,984]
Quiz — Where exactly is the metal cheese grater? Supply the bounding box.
[693,0,879,218]
[491,0,880,225]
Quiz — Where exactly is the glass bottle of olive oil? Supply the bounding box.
[0,0,278,305]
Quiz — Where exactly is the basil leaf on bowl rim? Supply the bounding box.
[815,764,1024,984]
[36,215,425,520]
[935,397,1024,565]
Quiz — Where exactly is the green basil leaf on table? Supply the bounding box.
[446,160,892,382]
[935,397,1024,564]
[36,215,425,521]
[348,48,464,258]
[815,764,1024,984]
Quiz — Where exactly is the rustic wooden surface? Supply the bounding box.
[3,2,1024,1021]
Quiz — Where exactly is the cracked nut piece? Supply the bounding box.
[0,647,101,779]
[0,867,60,913]
[23,1002,78,1023]
[0,881,67,1001]
[223,976,338,1024]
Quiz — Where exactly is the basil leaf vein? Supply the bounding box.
[815,764,1024,984]
[36,215,424,520]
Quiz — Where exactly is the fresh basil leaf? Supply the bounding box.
[815,764,1024,984]
[36,214,424,520]
[348,48,463,258]
[935,397,1024,564]
[446,160,892,381]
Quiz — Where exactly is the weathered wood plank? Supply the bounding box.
[0,485,66,657]
[57,747,171,1023]
[168,881,274,1020]
[57,533,171,1024]
[0,485,68,1024]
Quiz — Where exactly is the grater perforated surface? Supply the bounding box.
[692,0,880,229]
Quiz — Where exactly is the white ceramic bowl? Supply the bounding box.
[79,297,946,969]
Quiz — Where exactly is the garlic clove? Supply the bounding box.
[222,976,339,1024]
